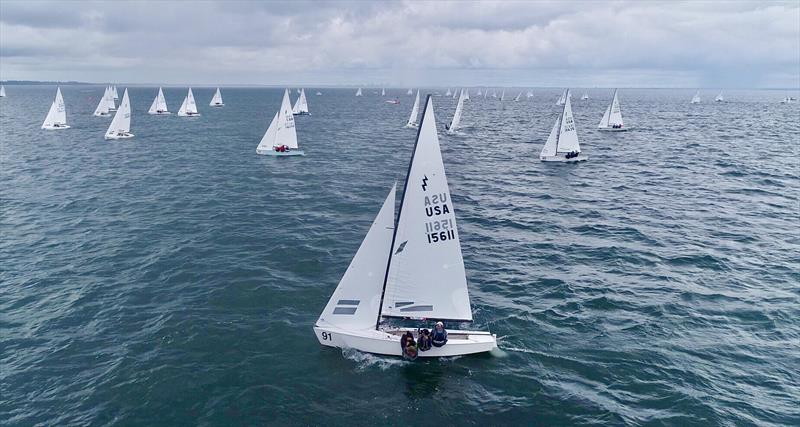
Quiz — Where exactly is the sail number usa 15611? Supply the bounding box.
[425,218,455,244]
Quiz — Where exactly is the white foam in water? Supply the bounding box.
[341,347,407,370]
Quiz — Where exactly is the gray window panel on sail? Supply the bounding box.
[337,300,360,306]
[400,305,434,312]
[394,301,414,307]
[333,307,357,315]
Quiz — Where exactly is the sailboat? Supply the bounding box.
[445,88,452,97]
[476,88,482,96]
[177,88,200,117]
[446,90,465,134]
[491,89,497,98]
[112,86,119,100]
[41,87,70,130]
[406,90,420,128]
[256,89,303,156]
[464,89,470,101]
[715,91,724,102]
[292,88,310,115]
[105,89,133,140]
[781,95,796,104]
[93,87,113,117]
[314,95,498,358]
[316,91,322,96]
[106,87,117,111]
[540,93,587,162]
[0,85,5,97]
[690,91,701,104]
[407,88,413,95]
[514,92,522,102]
[556,89,568,105]
[526,91,533,98]
[499,90,505,101]
[210,88,224,107]
[483,89,487,99]
[148,87,171,115]
[598,89,626,132]
[581,92,589,100]
[356,88,363,97]
[381,88,386,96]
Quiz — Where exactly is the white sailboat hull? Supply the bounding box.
[177,112,201,117]
[405,123,418,129]
[105,132,134,140]
[598,127,628,132]
[149,111,171,115]
[540,154,589,162]
[256,148,305,156]
[211,103,224,107]
[42,124,71,130]
[313,324,497,358]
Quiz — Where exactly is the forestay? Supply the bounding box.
[380,96,472,322]
[317,185,396,330]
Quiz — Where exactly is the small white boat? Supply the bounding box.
[209,88,224,107]
[690,91,701,104]
[715,91,724,102]
[93,87,114,117]
[464,89,470,101]
[381,88,386,96]
[316,91,322,96]
[42,87,70,130]
[355,88,363,97]
[540,93,587,162]
[483,89,487,99]
[405,90,420,128]
[781,95,796,104]
[314,95,498,358]
[526,91,533,98]
[499,90,505,101]
[514,92,522,102]
[556,89,568,105]
[292,88,309,115]
[581,93,589,100]
[476,88,482,96]
[148,87,171,115]
[112,86,119,100]
[106,86,116,111]
[446,89,465,134]
[177,88,200,117]
[445,88,452,97]
[0,85,6,97]
[407,88,413,95]
[105,89,134,140]
[598,89,627,132]
[256,89,304,156]
[491,89,497,98]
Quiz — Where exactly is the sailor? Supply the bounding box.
[431,322,448,347]
[417,328,432,352]
[400,331,415,351]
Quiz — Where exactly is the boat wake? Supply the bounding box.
[341,347,407,370]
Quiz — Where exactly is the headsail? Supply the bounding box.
[380,95,472,322]
[42,87,67,128]
[540,115,560,158]
[318,185,397,330]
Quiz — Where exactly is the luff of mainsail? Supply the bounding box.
[377,95,472,324]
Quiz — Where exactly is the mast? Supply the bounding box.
[375,95,431,330]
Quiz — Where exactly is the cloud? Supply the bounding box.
[0,0,797,87]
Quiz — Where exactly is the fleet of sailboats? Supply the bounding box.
[540,92,587,162]
[210,88,224,107]
[406,90,420,128]
[256,89,303,156]
[41,87,69,130]
[177,88,200,117]
[148,87,171,115]
[105,89,133,140]
[597,89,626,131]
[314,95,497,358]
[292,88,309,115]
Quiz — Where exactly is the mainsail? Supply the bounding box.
[380,96,472,322]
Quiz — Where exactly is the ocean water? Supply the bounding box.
[1,85,799,426]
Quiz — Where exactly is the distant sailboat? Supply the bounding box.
[313,95,498,358]
[292,88,310,115]
[540,94,587,162]
[407,88,413,95]
[256,89,303,156]
[715,91,724,102]
[406,90,420,128]
[148,87,171,115]
[556,89,568,105]
[381,88,386,96]
[42,87,70,130]
[105,89,133,140]
[445,88,452,97]
[499,90,505,101]
[483,89,487,99]
[446,90,466,134]
[106,87,117,111]
[0,85,5,97]
[356,88,363,97]
[526,91,533,98]
[296,88,301,95]
[316,91,322,96]
[452,90,458,99]
[514,92,522,102]
[210,88,224,107]
[690,91,701,104]
[476,88,482,96]
[177,88,200,117]
[491,89,497,98]
[598,89,626,132]
[781,95,796,104]
[112,86,119,100]
[581,92,589,100]
[93,87,113,117]
[464,89,470,101]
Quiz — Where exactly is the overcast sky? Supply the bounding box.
[1,0,798,88]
